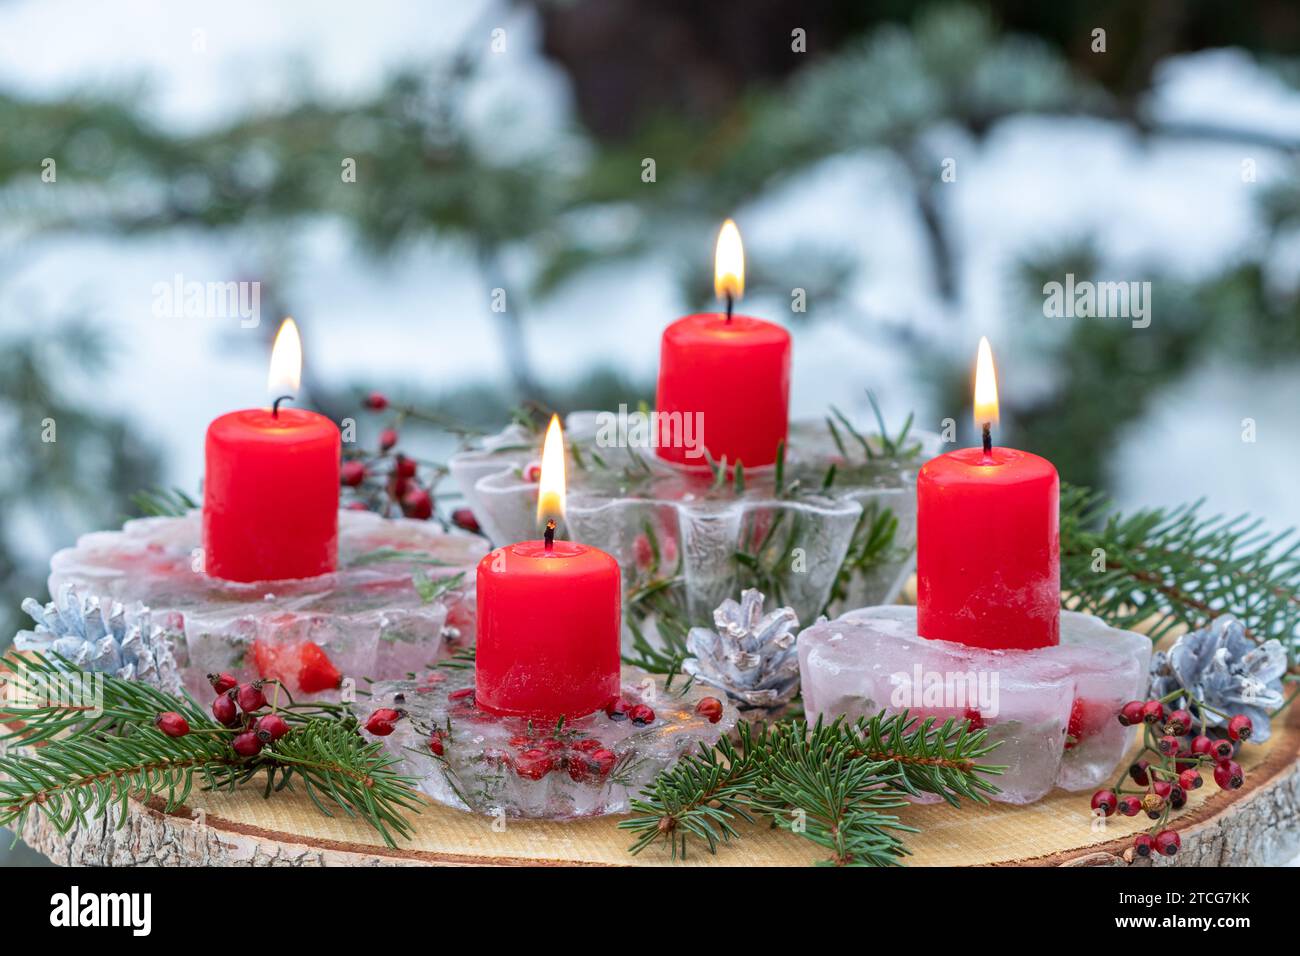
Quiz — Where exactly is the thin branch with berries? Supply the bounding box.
[620,713,1002,866]
[1088,695,1259,860]
[0,652,422,847]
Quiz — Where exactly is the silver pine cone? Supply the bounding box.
[683,589,800,713]
[15,585,183,694]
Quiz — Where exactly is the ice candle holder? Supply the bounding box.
[46,509,487,700]
[797,606,1153,802]
[354,665,737,819]
[449,412,940,629]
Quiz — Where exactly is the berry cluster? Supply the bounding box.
[341,391,479,533]
[1090,693,1254,861]
[153,673,293,761]
[208,673,290,757]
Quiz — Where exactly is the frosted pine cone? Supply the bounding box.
[15,585,183,694]
[683,589,800,713]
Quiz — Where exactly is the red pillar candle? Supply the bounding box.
[475,416,622,720]
[202,319,341,583]
[655,220,791,469]
[916,338,1060,650]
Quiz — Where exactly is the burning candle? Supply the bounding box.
[203,318,341,582]
[916,338,1060,650]
[475,416,622,721]
[655,219,791,469]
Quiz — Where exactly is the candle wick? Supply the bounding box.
[271,395,295,419]
[982,422,992,457]
[724,293,734,324]
[544,519,556,553]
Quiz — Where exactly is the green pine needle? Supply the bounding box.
[620,713,1002,865]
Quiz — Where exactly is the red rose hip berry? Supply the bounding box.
[233,731,263,757]
[1154,829,1181,857]
[628,704,656,726]
[154,712,190,738]
[212,693,239,727]
[1213,760,1244,791]
[1118,795,1142,817]
[1133,833,1155,857]
[1090,790,1117,817]
[1118,700,1145,727]
[255,713,290,743]
[1227,715,1253,741]
[1140,700,1164,725]
[208,672,238,695]
[236,682,267,713]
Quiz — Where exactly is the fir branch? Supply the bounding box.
[0,652,421,847]
[621,713,1002,865]
[130,487,198,518]
[1060,484,1300,652]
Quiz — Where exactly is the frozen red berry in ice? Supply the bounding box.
[365,708,402,736]
[1154,829,1181,857]
[341,460,367,486]
[212,693,239,727]
[696,697,724,724]
[233,731,263,757]
[255,713,290,743]
[523,462,541,482]
[428,730,445,757]
[1227,714,1253,742]
[365,391,389,411]
[514,748,554,780]
[154,712,189,738]
[605,699,630,722]
[1213,760,1244,791]
[1118,701,1145,726]
[380,428,398,451]
[964,707,986,732]
[629,704,656,726]
[1090,790,1117,817]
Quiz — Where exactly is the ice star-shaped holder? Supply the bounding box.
[355,666,737,819]
[44,510,487,700]
[450,412,939,627]
[797,606,1153,804]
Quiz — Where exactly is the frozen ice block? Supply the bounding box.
[355,666,737,819]
[46,510,486,698]
[450,412,939,627]
[798,606,1152,804]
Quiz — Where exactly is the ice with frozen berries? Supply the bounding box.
[349,666,737,819]
[46,508,487,701]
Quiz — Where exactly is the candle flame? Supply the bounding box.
[714,218,745,304]
[267,318,303,397]
[973,336,1000,430]
[536,414,566,524]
